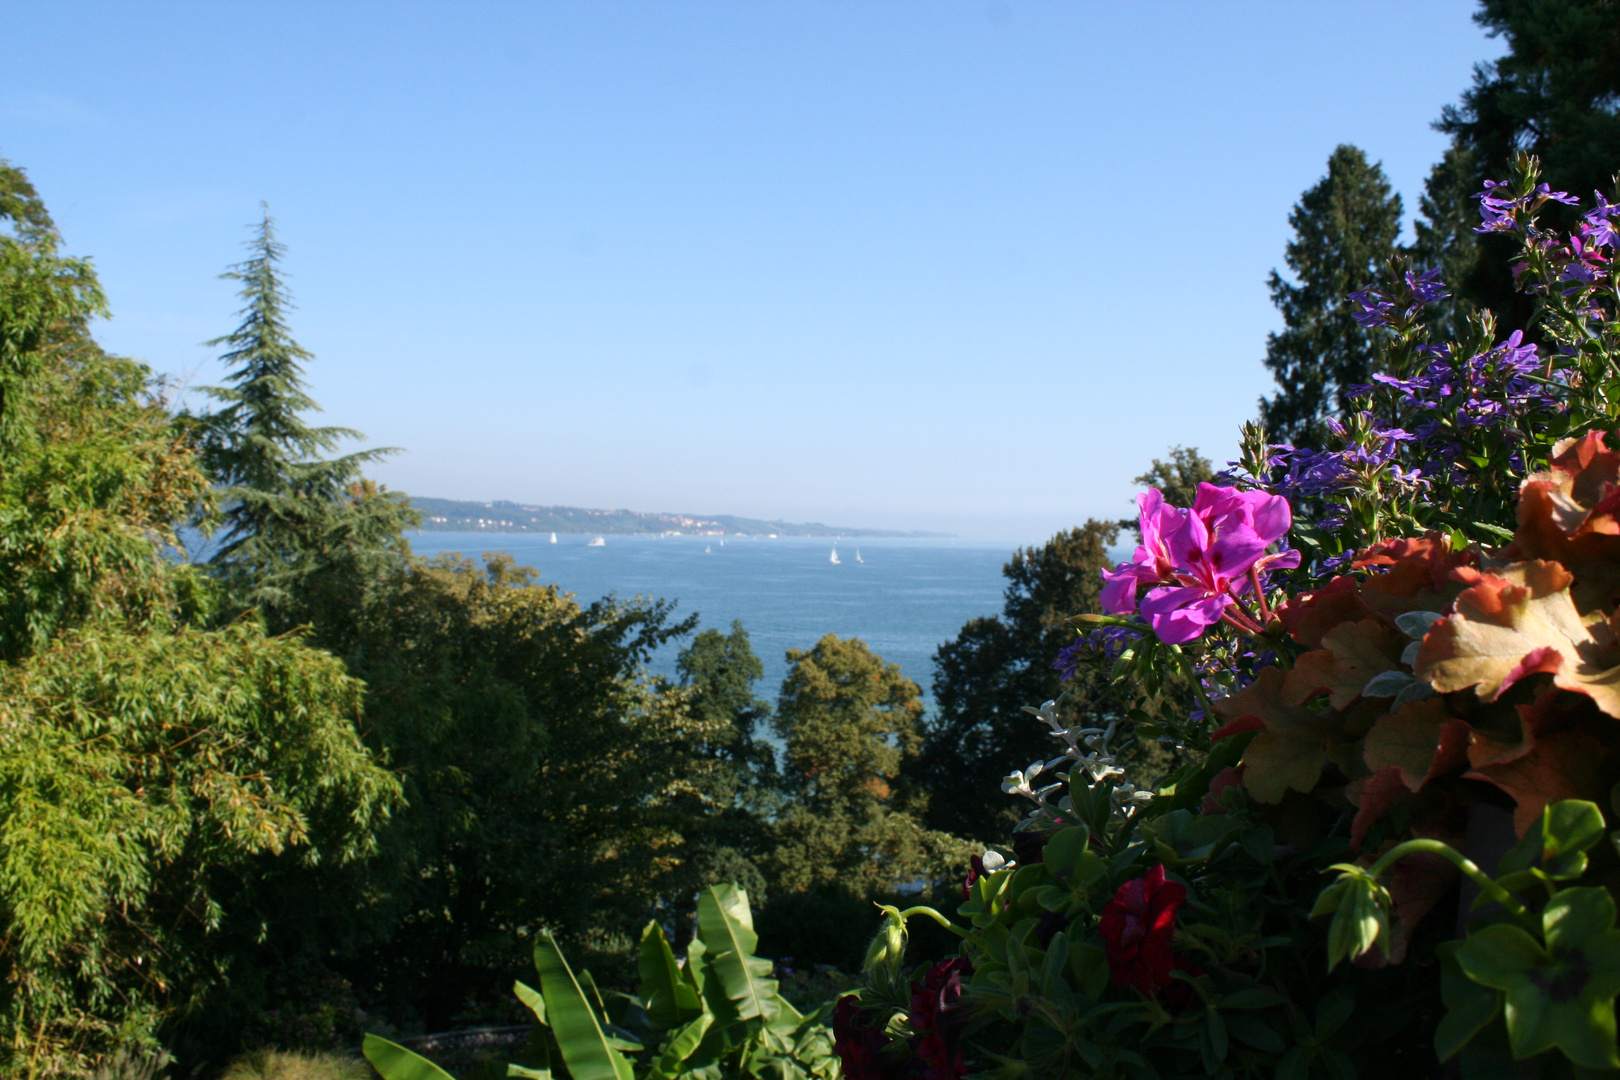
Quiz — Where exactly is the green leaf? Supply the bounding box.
[533,931,637,1080]
[1220,987,1284,1010]
[1223,1013,1283,1053]
[1067,941,1109,1001]
[1040,825,1091,881]
[1315,985,1355,1041]
[362,1034,457,1080]
[1455,911,1620,1071]
[1499,799,1606,882]
[696,884,780,1022]
[505,1067,552,1080]
[639,920,702,1030]
[514,980,546,1027]
[645,1013,715,1080]
[1435,941,1501,1063]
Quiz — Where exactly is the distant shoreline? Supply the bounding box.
[408,497,951,539]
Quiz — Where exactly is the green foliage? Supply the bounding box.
[196,207,416,633]
[918,507,1185,842]
[330,553,776,1026]
[0,157,399,1077]
[1259,144,1404,447]
[1321,801,1620,1071]
[770,634,971,894]
[364,885,838,1080]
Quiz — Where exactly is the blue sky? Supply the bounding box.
[4,2,1499,541]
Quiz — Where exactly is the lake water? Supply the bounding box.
[404,532,1016,704]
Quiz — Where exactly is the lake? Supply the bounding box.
[404,531,1017,705]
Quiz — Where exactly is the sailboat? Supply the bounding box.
[704,545,712,554]
[829,546,841,565]
[549,532,557,544]
[855,549,863,564]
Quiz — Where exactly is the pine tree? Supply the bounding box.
[1258,145,1403,447]
[200,207,415,632]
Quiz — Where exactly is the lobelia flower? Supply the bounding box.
[1098,863,1187,996]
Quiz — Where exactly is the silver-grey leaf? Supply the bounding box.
[1362,670,1417,698]
[1394,611,1445,639]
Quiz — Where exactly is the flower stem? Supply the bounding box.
[897,905,977,943]
[1364,838,1536,928]
[1248,567,1272,621]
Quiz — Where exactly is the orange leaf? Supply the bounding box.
[1464,731,1610,835]
[1509,429,1620,613]
[1275,576,1376,648]
[1282,619,1403,709]
[1213,667,1340,804]
[1362,697,1470,791]
[1354,534,1482,620]
[1417,559,1620,716]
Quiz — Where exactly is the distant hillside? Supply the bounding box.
[408,497,948,538]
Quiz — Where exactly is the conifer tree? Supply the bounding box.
[1414,0,1620,326]
[199,207,414,632]
[1258,145,1402,447]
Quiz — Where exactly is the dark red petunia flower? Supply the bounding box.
[833,994,898,1080]
[1097,863,1186,996]
[909,959,973,1080]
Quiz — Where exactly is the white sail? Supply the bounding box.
[550,532,557,544]
[856,549,863,563]
[830,546,841,565]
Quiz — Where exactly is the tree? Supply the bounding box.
[767,635,969,896]
[678,620,776,784]
[198,208,415,632]
[1258,145,1403,447]
[1415,0,1620,326]
[0,157,397,1077]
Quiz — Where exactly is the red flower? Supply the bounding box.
[833,995,898,1080]
[1098,863,1186,996]
[909,959,973,1080]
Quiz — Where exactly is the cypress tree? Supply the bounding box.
[200,207,415,632]
[1258,145,1403,448]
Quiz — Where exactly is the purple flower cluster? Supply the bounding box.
[1053,625,1132,682]
[1348,267,1448,329]
[1100,484,1298,644]
[1476,179,1580,233]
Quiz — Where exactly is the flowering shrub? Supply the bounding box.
[833,155,1620,1077]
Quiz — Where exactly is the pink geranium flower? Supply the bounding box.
[1102,484,1299,644]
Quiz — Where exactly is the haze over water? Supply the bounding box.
[405,531,1017,705]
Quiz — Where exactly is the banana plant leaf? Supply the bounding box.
[640,920,703,1030]
[644,1011,716,1080]
[697,884,781,1023]
[361,1034,457,1080]
[534,930,637,1080]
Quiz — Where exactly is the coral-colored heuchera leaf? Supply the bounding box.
[1275,576,1377,649]
[1354,534,1481,619]
[1212,667,1341,804]
[1282,619,1403,710]
[1416,560,1620,718]
[1465,732,1610,836]
[1511,430,1620,614]
[1362,697,1470,792]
